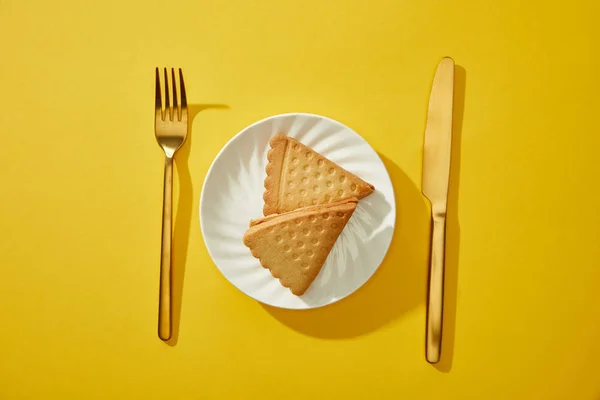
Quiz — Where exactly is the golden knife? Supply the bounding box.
[422,57,455,364]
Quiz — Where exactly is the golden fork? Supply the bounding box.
[154,67,188,341]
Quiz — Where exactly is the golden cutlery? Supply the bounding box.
[154,67,188,341]
[422,57,454,364]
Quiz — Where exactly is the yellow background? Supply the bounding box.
[1,0,599,398]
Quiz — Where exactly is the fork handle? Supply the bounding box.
[426,215,446,363]
[158,156,173,341]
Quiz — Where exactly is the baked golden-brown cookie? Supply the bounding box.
[262,134,374,216]
[249,197,358,227]
[243,198,358,296]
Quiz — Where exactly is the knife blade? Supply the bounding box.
[422,56,455,364]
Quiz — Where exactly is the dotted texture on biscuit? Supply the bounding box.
[263,134,374,215]
[243,201,357,296]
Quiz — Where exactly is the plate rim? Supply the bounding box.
[199,112,396,310]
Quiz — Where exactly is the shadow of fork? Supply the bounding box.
[166,103,229,346]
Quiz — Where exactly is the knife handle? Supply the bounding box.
[426,214,446,364]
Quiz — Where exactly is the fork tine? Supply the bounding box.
[163,68,171,120]
[179,68,187,119]
[171,68,179,121]
[155,68,162,120]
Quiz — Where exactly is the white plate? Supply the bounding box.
[200,113,395,309]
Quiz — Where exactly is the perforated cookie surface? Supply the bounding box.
[263,134,374,216]
[243,199,358,295]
